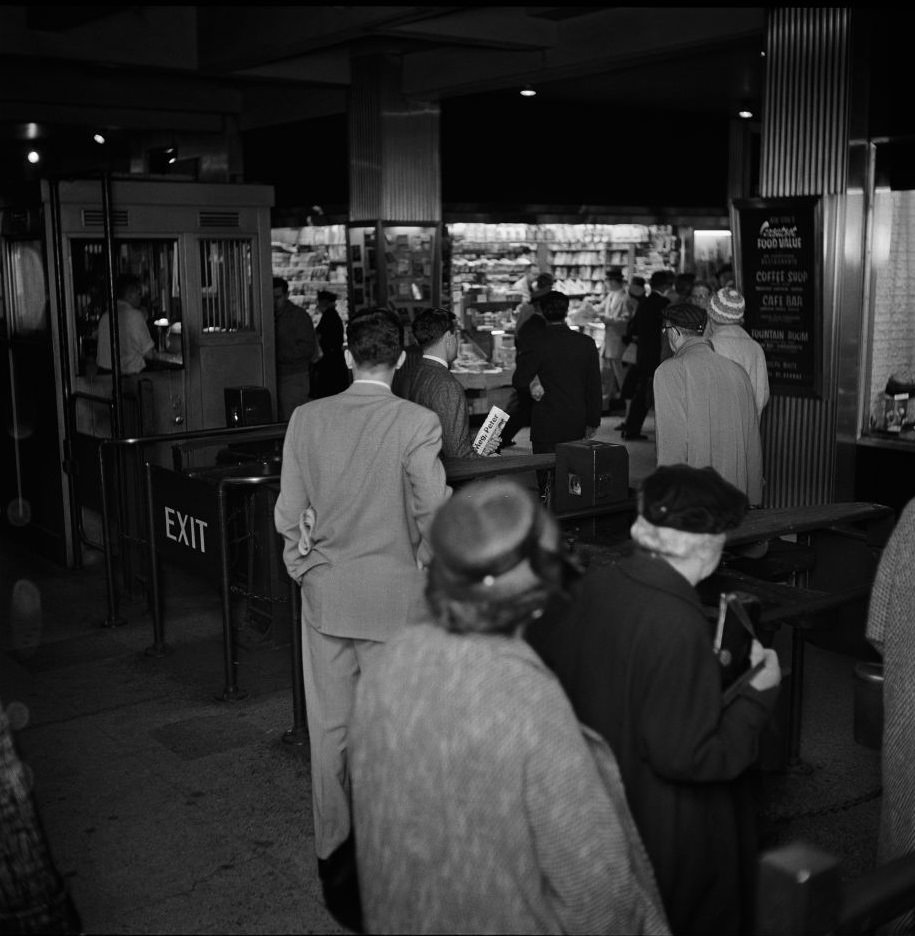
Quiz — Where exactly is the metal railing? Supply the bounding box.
[98,423,287,627]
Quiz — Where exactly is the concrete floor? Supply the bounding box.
[0,412,882,934]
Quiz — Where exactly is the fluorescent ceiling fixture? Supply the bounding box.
[93,132,106,145]
[738,109,754,119]
[26,150,40,164]
[694,230,732,237]
[520,85,536,97]
[25,122,40,140]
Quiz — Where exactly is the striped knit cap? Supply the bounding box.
[708,286,746,324]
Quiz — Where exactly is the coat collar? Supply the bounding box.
[347,379,394,395]
[674,335,715,358]
[617,547,705,611]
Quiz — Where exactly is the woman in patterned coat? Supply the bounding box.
[349,478,669,935]
[866,497,915,934]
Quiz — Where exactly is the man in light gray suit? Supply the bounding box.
[275,308,450,927]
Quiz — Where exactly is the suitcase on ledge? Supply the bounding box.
[553,440,629,514]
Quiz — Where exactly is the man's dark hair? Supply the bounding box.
[272,276,289,293]
[675,272,696,298]
[649,269,676,291]
[630,276,647,289]
[412,307,456,350]
[345,307,404,367]
[538,290,570,323]
[115,273,142,299]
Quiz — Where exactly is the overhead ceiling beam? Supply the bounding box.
[0,6,199,71]
[239,87,348,131]
[0,102,226,134]
[371,7,558,52]
[0,57,243,119]
[402,7,765,99]
[197,6,467,73]
[25,5,124,32]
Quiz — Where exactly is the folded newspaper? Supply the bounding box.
[472,405,509,455]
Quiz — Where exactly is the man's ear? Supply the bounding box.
[394,349,406,371]
[344,348,355,370]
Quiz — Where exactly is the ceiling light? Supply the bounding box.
[25,122,40,140]
[165,146,178,165]
[26,150,40,165]
[520,85,536,97]
[738,108,754,120]
[93,132,106,145]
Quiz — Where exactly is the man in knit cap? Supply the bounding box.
[705,286,770,417]
[653,302,763,505]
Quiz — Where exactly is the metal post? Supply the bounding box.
[217,482,247,701]
[144,462,169,657]
[100,172,123,438]
[98,441,126,627]
[788,628,806,764]
[47,179,83,569]
[283,577,308,746]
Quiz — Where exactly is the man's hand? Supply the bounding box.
[480,434,501,456]
[584,425,599,440]
[748,639,781,692]
[530,376,545,401]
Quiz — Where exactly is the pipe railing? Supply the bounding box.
[98,423,287,628]
[140,464,307,735]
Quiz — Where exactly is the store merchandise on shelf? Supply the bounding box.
[271,224,349,316]
[447,222,538,306]
[447,221,684,314]
[383,225,436,319]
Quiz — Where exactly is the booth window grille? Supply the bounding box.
[199,239,255,333]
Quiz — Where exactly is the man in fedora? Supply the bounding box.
[653,302,763,505]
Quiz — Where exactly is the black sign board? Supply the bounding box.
[733,197,822,397]
[149,465,220,582]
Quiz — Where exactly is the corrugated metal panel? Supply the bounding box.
[381,103,440,221]
[758,9,850,506]
[763,395,837,506]
[762,9,850,198]
[349,55,440,223]
[348,56,383,221]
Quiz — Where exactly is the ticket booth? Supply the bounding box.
[1,177,276,567]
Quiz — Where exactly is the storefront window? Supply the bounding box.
[199,238,255,333]
[70,238,182,377]
[865,189,915,436]
[271,225,348,317]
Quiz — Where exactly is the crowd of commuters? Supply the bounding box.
[268,290,807,935]
[67,264,914,933]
